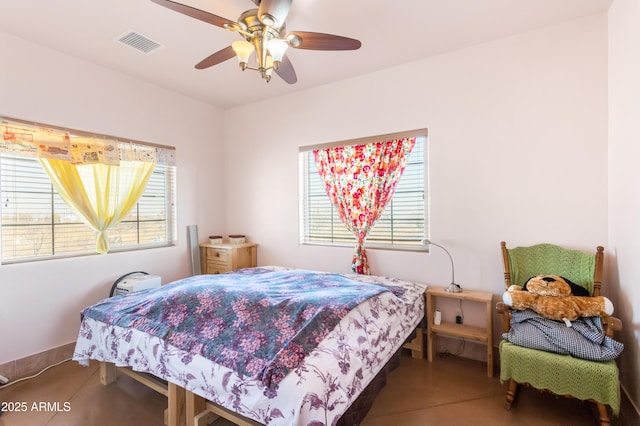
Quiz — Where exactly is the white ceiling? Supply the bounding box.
[0,0,612,110]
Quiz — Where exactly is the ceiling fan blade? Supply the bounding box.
[195,46,236,69]
[275,55,297,84]
[286,31,362,51]
[258,0,292,27]
[150,0,236,28]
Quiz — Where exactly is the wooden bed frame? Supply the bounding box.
[188,391,261,426]
[100,362,282,425]
[100,363,186,426]
[100,344,405,426]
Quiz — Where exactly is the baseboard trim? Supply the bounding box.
[0,342,75,384]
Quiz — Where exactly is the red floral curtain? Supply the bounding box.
[313,137,416,274]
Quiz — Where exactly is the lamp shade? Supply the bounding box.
[232,40,254,65]
[264,56,274,81]
[268,39,288,62]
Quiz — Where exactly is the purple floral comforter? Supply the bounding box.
[74,267,427,425]
[81,268,405,389]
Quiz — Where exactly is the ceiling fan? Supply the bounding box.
[150,0,362,84]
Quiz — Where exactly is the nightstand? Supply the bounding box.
[426,286,493,377]
[199,242,257,274]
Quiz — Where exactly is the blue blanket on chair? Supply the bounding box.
[503,309,623,361]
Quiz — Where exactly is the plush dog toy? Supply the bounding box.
[503,275,614,326]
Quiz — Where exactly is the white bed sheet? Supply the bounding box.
[73,269,426,425]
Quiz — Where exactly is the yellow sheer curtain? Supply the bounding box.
[38,158,156,254]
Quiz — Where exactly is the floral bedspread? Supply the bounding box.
[73,267,426,425]
[80,268,404,389]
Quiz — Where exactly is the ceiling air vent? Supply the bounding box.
[116,31,163,54]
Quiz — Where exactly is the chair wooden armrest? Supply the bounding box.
[496,302,512,332]
[602,315,622,338]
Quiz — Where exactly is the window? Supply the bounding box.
[1,155,177,263]
[0,118,177,264]
[299,130,427,250]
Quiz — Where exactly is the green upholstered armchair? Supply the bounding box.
[496,241,623,426]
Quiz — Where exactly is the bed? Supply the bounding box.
[73,266,426,425]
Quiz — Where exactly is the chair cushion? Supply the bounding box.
[499,340,620,413]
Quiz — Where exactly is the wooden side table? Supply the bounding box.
[199,242,257,274]
[426,286,493,377]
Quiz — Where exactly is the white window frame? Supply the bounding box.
[298,129,428,252]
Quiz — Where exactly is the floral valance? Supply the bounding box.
[1,117,175,166]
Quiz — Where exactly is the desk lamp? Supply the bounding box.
[425,239,462,293]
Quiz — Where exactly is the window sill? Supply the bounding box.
[301,241,428,253]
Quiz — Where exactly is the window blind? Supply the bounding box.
[0,154,177,262]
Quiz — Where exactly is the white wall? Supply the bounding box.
[0,32,226,363]
[608,0,640,414]
[223,13,609,340]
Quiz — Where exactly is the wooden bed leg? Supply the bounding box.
[100,362,118,385]
[402,327,424,359]
[167,382,186,426]
[194,410,219,426]
[504,379,518,410]
[186,390,218,426]
[595,402,611,426]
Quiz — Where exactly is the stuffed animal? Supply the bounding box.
[503,275,614,326]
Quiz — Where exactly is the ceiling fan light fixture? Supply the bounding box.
[264,56,274,82]
[268,39,288,69]
[149,0,361,84]
[232,40,254,70]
